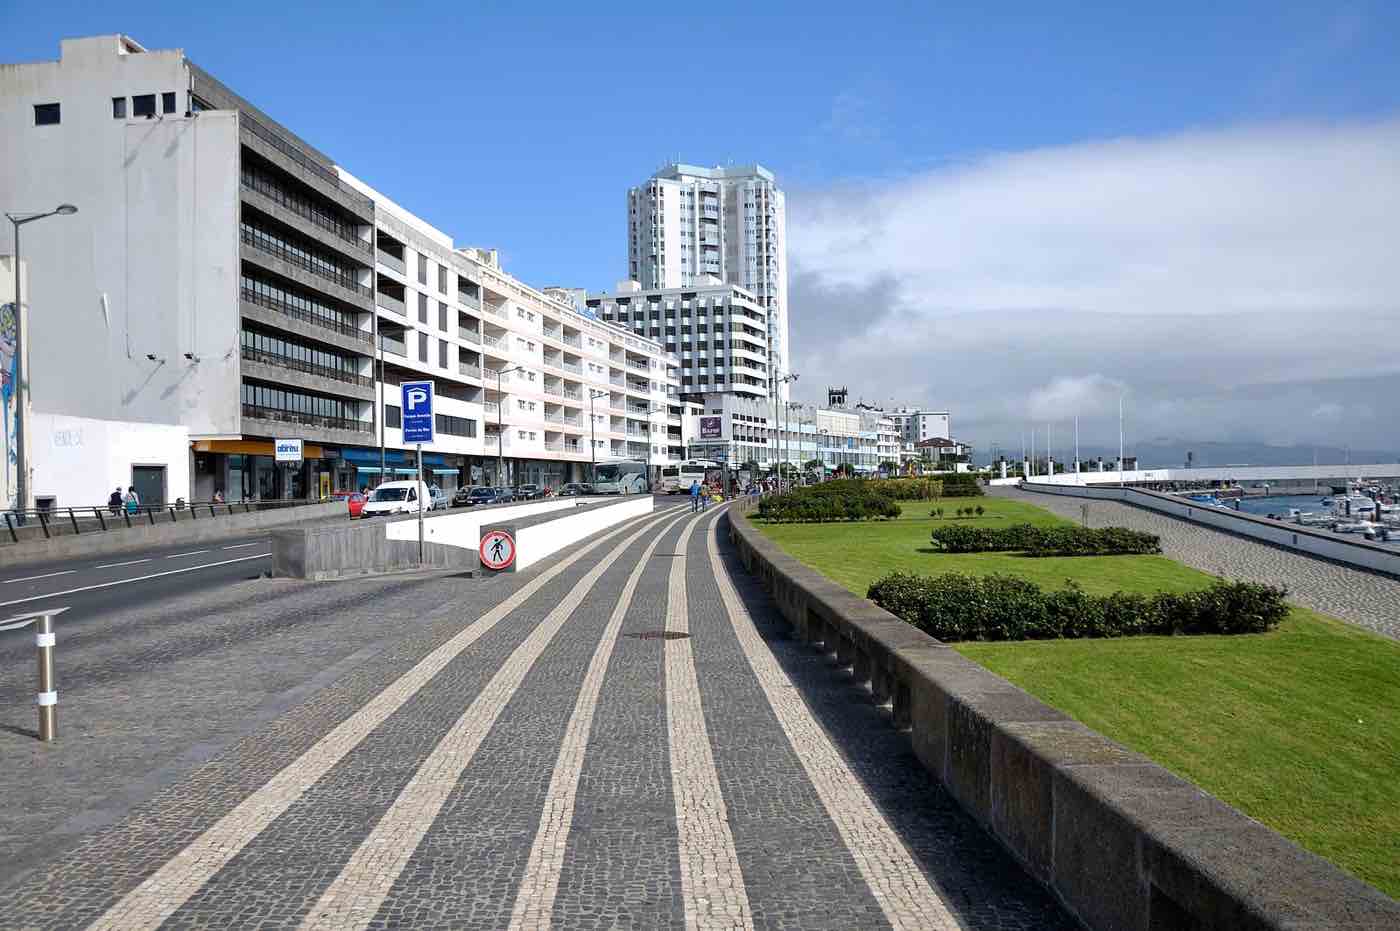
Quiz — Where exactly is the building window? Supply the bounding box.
[133,94,156,118]
[438,264,448,294]
[418,292,428,323]
[435,414,476,437]
[112,97,127,119]
[385,404,402,428]
[161,91,177,114]
[418,254,428,285]
[438,340,448,369]
[33,103,60,125]
[438,302,448,332]
[419,332,429,361]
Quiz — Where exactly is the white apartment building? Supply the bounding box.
[1,34,680,506]
[626,164,790,400]
[887,408,952,445]
[684,394,891,475]
[585,281,769,402]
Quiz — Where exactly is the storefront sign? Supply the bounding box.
[699,416,723,440]
[274,438,304,463]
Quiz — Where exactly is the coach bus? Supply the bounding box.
[592,458,649,494]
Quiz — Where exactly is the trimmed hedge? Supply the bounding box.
[927,522,1161,556]
[928,472,983,497]
[756,480,901,522]
[866,571,1288,641]
[868,478,944,500]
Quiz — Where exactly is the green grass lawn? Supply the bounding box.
[755,497,1400,898]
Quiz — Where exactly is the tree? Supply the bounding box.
[741,460,760,476]
[879,460,899,475]
[835,463,856,478]
[974,505,985,517]
[803,459,823,472]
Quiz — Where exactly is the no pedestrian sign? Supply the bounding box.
[480,529,516,571]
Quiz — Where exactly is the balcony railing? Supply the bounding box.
[241,173,370,253]
[241,227,371,296]
[459,362,482,379]
[483,334,508,349]
[377,250,406,274]
[241,403,371,434]
[483,401,499,415]
[609,375,625,387]
[376,291,406,315]
[562,387,583,401]
[240,286,371,344]
[239,111,374,213]
[561,334,582,348]
[379,335,406,356]
[240,346,372,387]
[481,301,507,319]
[561,361,582,374]
[458,326,480,343]
[544,412,564,424]
[561,414,582,427]
[458,292,481,311]
[543,382,563,397]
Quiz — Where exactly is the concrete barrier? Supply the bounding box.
[0,501,343,569]
[724,503,1400,930]
[270,515,477,580]
[382,498,580,551]
[515,496,653,570]
[1020,481,1400,578]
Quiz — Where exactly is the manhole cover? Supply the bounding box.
[625,630,691,641]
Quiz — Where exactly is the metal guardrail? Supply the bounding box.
[1,498,314,544]
[0,607,67,741]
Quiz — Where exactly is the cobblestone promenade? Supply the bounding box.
[0,502,1073,930]
[998,487,1400,640]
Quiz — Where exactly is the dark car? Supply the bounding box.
[560,482,594,496]
[493,486,516,503]
[515,483,542,500]
[465,487,502,506]
[451,486,479,507]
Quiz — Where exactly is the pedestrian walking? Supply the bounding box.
[689,480,701,512]
[124,486,140,515]
[108,486,123,516]
[212,488,225,504]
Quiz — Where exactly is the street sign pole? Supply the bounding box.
[417,443,424,566]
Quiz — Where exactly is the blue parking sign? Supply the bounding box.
[401,381,434,444]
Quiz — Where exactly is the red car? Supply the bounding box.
[346,492,366,518]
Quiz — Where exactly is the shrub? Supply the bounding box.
[867,573,1288,641]
[928,472,984,497]
[868,478,944,500]
[756,481,901,523]
[926,522,1161,556]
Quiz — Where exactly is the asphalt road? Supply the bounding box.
[0,533,274,636]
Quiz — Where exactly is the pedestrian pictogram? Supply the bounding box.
[479,529,516,570]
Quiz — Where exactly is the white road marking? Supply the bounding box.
[706,519,961,930]
[300,505,672,931]
[89,505,665,931]
[164,550,211,559]
[2,569,76,584]
[93,558,152,569]
[508,508,695,931]
[221,542,261,550]
[665,505,754,930]
[0,555,269,609]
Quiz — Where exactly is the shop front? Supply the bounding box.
[192,440,333,502]
[333,448,469,495]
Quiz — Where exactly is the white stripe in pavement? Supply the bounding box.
[94,558,152,569]
[2,569,76,584]
[0,555,269,609]
[507,508,695,931]
[164,550,211,559]
[665,505,754,931]
[222,542,261,550]
[705,520,961,930]
[299,505,678,931]
[89,504,669,931]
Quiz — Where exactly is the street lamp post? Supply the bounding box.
[6,205,78,522]
[773,371,799,492]
[588,388,608,485]
[494,363,525,487]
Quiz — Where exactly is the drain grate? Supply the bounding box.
[625,630,691,641]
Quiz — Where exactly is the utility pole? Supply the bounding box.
[1119,393,1125,489]
[588,388,608,485]
[6,205,78,522]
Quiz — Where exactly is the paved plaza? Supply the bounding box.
[0,502,1073,930]
[998,487,1400,640]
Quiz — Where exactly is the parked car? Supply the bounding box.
[466,486,504,506]
[560,482,594,496]
[494,486,516,503]
[346,492,366,518]
[451,485,480,507]
[515,483,542,500]
[360,480,430,517]
[429,487,450,511]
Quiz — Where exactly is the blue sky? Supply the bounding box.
[9,1,1397,290]
[9,2,1400,452]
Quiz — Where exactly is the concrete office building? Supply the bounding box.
[626,164,790,400]
[684,394,889,476]
[585,281,769,401]
[1,34,681,505]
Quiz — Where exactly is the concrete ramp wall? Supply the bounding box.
[515,496,653,570]
[383,499,579,551]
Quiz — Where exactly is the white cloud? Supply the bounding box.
[786,118,1400,451]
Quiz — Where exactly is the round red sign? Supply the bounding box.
[479,529,516,570]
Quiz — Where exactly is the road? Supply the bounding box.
[0,534,274,634]
[0,501,1072,929]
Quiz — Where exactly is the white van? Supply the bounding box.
[360,480,430,517]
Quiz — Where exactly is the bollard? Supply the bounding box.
[36,613,57,742]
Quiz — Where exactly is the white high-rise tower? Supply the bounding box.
[627,163,789,400]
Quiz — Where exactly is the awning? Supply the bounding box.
[355,466,421,476]
[193,439,326,458]
[430,468,459,475]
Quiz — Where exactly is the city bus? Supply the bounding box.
[592,458,649,494]
[659,459,723,494]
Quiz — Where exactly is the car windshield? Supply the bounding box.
[370,487,409,502]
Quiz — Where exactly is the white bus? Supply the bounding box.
[659,459,722,494]
[593,458,649,494]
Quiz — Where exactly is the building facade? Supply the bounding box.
[1,34,681,506]
[625,164,790,399]
[586,281,769,402]
[683,394,890,476]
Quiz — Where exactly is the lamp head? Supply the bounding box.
[55,204,78,216]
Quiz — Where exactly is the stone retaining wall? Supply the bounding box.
[270,515,477,580]
[1022,481,1400,578]
[724,504,1399,930]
